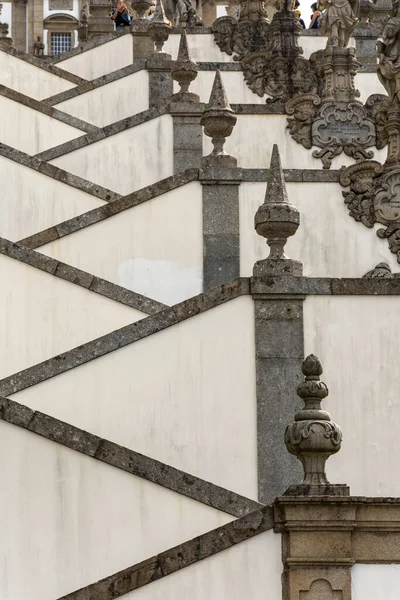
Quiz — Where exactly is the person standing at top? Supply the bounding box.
[309,2,321,28]
[111,1,131,29]
[294,0,306,28]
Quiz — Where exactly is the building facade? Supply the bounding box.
[1,0,400,598]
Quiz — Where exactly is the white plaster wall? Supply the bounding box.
[0,95,82,154]
[356,72,386,104]
[204,114,386,170]
[55,70,149,127]
[0,156,105,241]
[40,182,202,305]
[0,50,75,99]
[175,70,266,104]
[304,296,400,497]
[57,34,134,80]
[50,114,174,195]
[352,565,400,600]
[124,530,282,600]
[164,33,233,62]
[239,182,400,278]
[0,422,232,600]
[14,297,258,499]
[0,254,145,378]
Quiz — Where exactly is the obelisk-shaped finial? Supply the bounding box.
[200,70,237,167]
[253,144,302,277]
[171,30,199,102]
[148,0,171,54]
[284,354,349,497]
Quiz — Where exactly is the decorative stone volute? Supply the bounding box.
[148,0,171,54]
[284,354,349,496]
[171,31,199,102]
[200,70,237,167]
[253,144,302,276]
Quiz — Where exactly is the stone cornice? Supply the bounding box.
[19,169,199,248]
[0,45,86,86]
[0,84,99,134]
[0,278,250,396]
[0,236,166,314]
[0,142,121,202]
[251,276,400,295]
[34,105,170,162]
[0,396,261,518]
[57,505,273,599]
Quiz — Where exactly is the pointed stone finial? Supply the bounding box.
[171,31,199,102]
[253,145,302,277]
[148,0,171,54]
[284,355,349,497]
[200,70,237,168]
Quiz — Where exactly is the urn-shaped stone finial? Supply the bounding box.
[253,144,302,276]
[284,355,349,496]
[200,70,237,167]
[131,0,152,19]
[171,31,199,102]
[148,0,171,53]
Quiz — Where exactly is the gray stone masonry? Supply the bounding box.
[58,505,273,599]
[253,290,304,505]
[171,103,204,172]
[200,167,240,290]
[252,146,303,504]
[146,56,173,108]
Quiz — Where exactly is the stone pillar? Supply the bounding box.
[171,104,203,171]
[87,0,114,39]
[251,144,304,504]
[147,56,173,107]
[201,168,240,289]
[29,0,44,54]
[275,497,354,600]
[12,0,27,53]
[200,70,239,289]
[170,31,203,172]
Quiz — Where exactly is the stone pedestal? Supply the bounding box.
[170,102,203,172]
[88,0,114,39]
[131,20,153,58]
[147,55,173,108]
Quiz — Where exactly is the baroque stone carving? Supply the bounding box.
[49,0,73,9]
[253,144,302,276]
[171,31,199,102]
[164,0,202,27]
[286,46,377,168]
[299,579,342,600]
[200,70,237,167]
[318,0,359,48]
[33,36,45,57]
[212,2,317,102]
[363,262,398,277]
[284,354,348,496]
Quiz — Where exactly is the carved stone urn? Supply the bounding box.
[284,354,349,496]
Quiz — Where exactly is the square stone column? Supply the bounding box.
[171,102,204,172]
[147,55,173,108]
[200,166,240,290]
[251,278,304,505]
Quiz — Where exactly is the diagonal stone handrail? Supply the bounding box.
[0,142,121,202]
[0,278,250,396]
[0,84,100,134]
[0,236,167,314]
[57,504,273,599]
[0,395,261,518]
[0,45,87,86]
